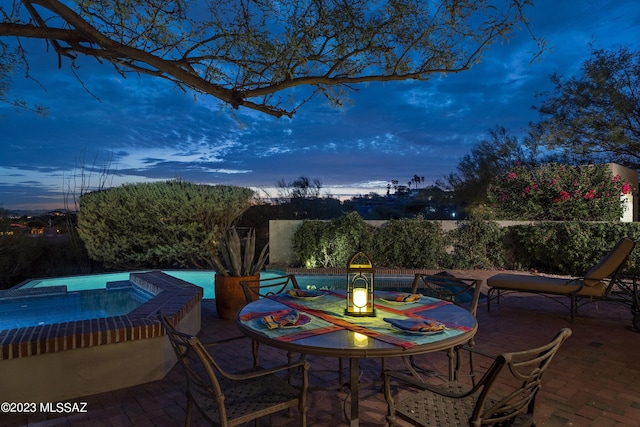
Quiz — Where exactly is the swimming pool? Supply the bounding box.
[19,269,417,299]
[1,271,203,402]
[2,269,418,402]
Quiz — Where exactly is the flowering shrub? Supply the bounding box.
[488,163,633,221]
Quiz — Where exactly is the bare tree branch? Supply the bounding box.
[1,0,543,118]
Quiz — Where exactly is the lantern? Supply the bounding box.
[345,247,376,317]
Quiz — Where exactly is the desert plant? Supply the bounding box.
[210,226,269,277]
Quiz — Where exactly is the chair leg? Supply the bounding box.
[252,339,259,367]
[185,395,193,427]
[447,347,455,381]
[383,373,398,427]
[453,345,477,386]
[468,349,476,386]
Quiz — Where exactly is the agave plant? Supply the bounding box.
[210,226,269,277]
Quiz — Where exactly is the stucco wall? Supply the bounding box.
[608,163,638,222]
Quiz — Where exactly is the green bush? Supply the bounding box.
[371,217,446,268]
[488,163,632,220]
[293,212,374,268]
[447,217,506,269]
[505,222,640,275]
[290,212,640,276]
[78,180,254,269]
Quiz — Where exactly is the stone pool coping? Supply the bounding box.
[0,271,202,360]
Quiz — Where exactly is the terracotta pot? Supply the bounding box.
[214,273,260,320]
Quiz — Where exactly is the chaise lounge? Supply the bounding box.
[487,237,638,328]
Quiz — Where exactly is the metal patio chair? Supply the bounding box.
[409,272,483,384]
[159,313,309,427]
[240,274,347,388]
[384,328,572,427]
[240,274,301,367]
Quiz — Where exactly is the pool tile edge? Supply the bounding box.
[0,271,202,360]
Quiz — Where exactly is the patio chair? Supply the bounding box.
[409,272,483,385]
[384,327,572,427]
[159,313,309,427]
[487,237,635,322]
[240,274,347,387]
[240,274,301,367]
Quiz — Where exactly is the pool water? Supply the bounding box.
[20,270,220,298]
[19,270,416,299]
[0,287,153,330]
[4,270,416,332]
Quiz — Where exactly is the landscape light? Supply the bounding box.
[345,247,376,317]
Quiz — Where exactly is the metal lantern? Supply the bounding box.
[345,248,376,317]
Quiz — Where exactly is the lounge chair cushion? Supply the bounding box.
[487,273,606,298]
[583,238,635,286]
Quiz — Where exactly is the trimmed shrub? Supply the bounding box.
[371,216,446,268]
[447,217,506,269]
[78,180,254,269]
[292,212,374,268]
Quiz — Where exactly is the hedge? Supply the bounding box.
[292,213,640,275]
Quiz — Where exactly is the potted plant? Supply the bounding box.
[210,226,269,320]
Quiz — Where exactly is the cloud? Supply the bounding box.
[1,0,639,210]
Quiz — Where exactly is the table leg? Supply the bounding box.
[349,358,359,427]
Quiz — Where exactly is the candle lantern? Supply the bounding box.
[345,247,376,317]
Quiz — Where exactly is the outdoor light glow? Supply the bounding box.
[353,332,369,347]
[353,288,368,311]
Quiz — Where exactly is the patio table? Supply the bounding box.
[237,289,477,427]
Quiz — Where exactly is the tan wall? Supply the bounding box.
[608,163,639,222]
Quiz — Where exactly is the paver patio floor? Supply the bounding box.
[3,270,640,426]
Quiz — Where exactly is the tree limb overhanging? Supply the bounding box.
[1,0,544,118]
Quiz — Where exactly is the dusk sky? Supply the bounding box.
[1,0,639,211]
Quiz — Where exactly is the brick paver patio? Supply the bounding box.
[3,271,640,426]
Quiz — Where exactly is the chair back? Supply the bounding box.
[240,274,300,302]
[159,314,227,421]
[411,272,482,316]
[584,237,635,287]
[471,328,572,425]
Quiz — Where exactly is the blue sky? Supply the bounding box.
[1,0,639,211]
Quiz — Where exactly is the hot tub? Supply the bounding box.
[0,271,202,402]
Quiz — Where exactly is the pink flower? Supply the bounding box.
[506,171,517,181]
[584,189,596,200]
[613,175,621,183]
[556,190,570,201]
[523,186,531,194]
[622,182,632,194]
